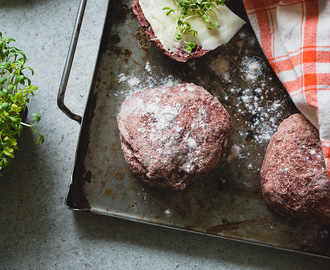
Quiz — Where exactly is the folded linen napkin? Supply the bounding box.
[243,0,330,179]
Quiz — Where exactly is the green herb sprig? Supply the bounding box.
[163,0,228,53]
[0,32,43,173]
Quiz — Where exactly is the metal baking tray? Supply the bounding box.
[58,0,330,258]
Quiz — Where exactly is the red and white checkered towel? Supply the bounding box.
[243,0,330,179]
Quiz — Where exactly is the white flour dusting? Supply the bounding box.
[230,85,285,143]
[127,77,140,87]
[115,72,180,103]
[242,57,262,82]
[145,61,151,72]
[118,73,127,83]
[141,101,182,131]
[118,73,178,90]
[227,144,242,161]
[164,208,172,216]
[238,31,246,39]
[211,56,231,82]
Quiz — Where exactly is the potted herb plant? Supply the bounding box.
[0,32,44,174]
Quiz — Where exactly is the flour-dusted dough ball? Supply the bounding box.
[117,83,232,190]
[261,114,330,224]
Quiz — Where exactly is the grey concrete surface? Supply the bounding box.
[0,0,329,269]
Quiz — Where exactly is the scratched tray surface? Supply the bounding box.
[67,0,330,258]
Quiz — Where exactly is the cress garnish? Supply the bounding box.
[163,0,228,53]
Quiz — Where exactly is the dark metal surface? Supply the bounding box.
[57,0,87,124]
[65,0,330,258]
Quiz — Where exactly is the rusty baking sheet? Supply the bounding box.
[66,0,330,258]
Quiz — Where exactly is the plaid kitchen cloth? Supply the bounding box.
[243,0,330,179]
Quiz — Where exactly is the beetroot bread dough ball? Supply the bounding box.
[117,83,232,190]
[261,114,330,224]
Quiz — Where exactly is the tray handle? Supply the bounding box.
[57,0,87,124]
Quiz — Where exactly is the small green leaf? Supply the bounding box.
[184,41,196,53]
[17,124,23,134]
[163,7,174,16]
[7,84,14,91]
[36,134,44,145]
[0,77,6,84]
[1,102,9,109]
[32,113,41,122]
[1,158,10,168]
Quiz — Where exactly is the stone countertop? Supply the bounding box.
[0,0,329,269]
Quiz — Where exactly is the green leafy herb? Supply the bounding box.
[184,41,196,53]
[163,0,228,53]
[0,32,43,174]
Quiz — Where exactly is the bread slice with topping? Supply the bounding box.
[132,0,245,62]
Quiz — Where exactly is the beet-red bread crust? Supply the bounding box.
[117,83,232,190]
[132,0,210,62]
[261,114,330,225]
